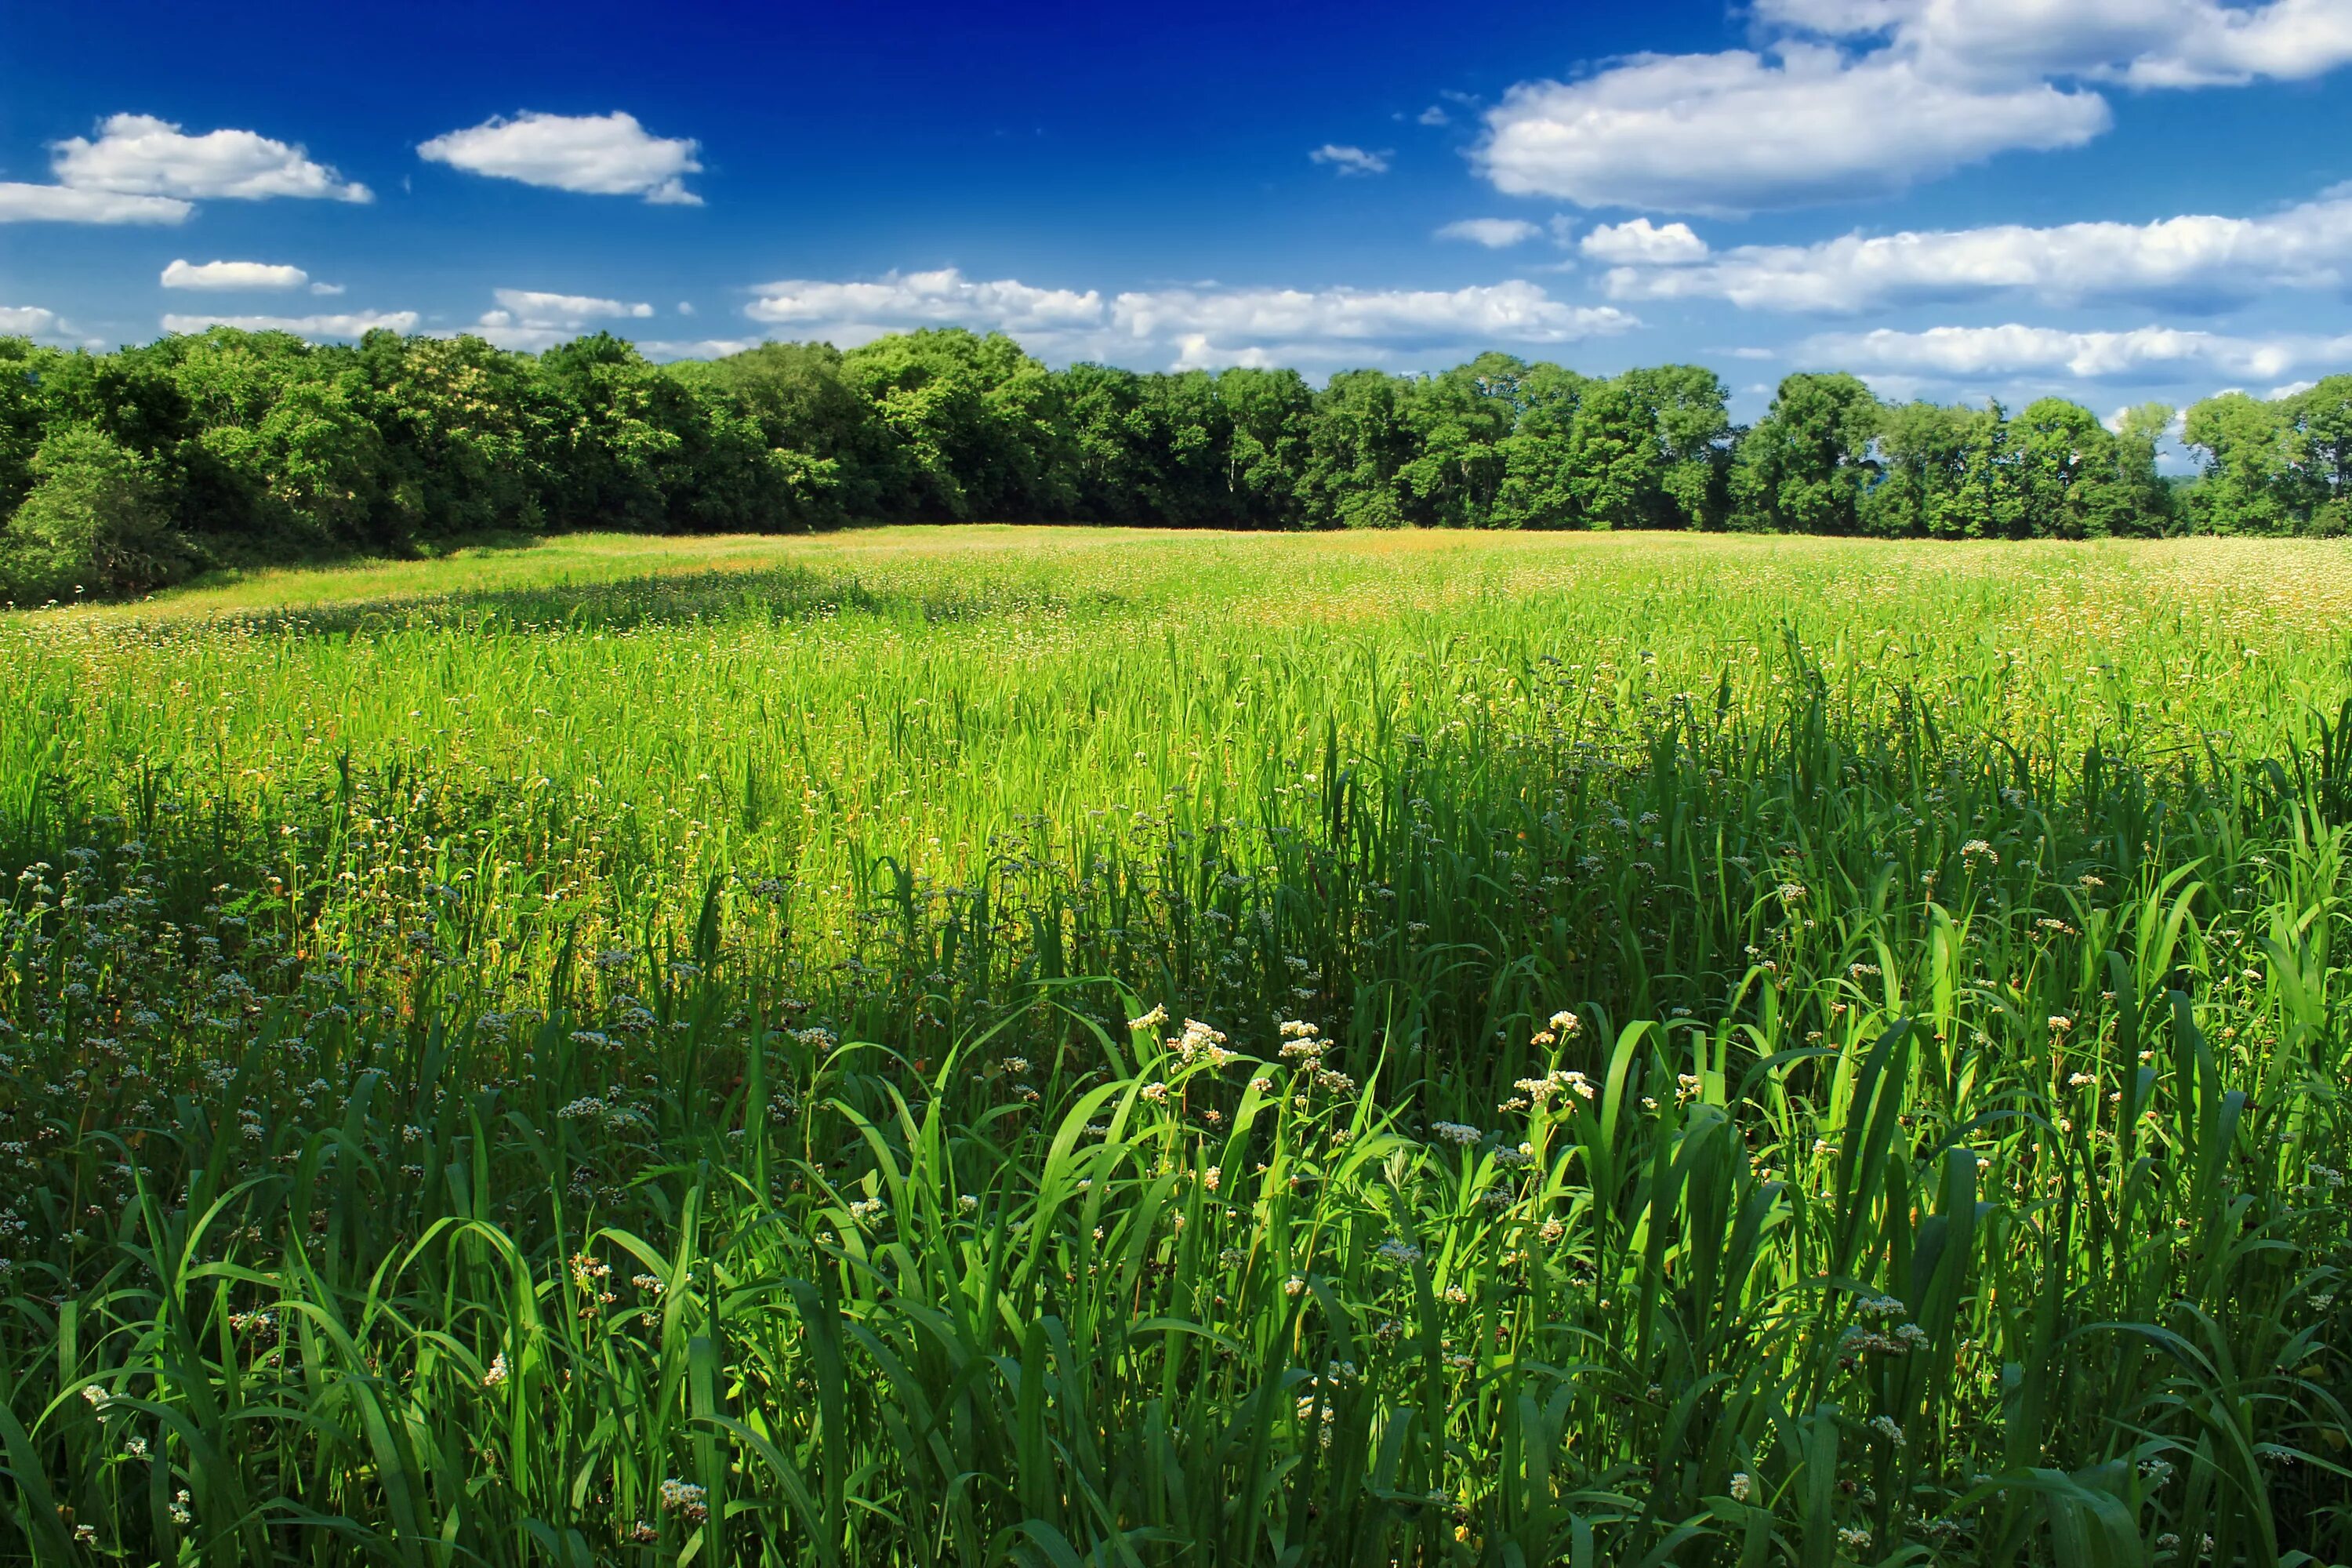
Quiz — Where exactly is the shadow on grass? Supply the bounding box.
[151,561,1134,638]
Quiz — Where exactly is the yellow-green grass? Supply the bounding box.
[2,528,2350,1566]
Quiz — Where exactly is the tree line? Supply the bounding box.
[2,324,2346,601]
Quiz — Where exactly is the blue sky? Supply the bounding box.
[8,0,2352,421]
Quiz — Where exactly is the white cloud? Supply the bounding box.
[161,258,309,292]
[1476,0,2352,212]
[310,281,346,296]
[1417,105,1452,126]
[470,289,659,350]
[1603,186,2352,311]
[1478,46,2107,212]
[162,310,417,339]
[494,289,653,320]
[0,306,60,336]
[736,266,1635,368]
[1750,0,2352,88]
[1581,218,1710,265]
[1806,321,2352,381]
[53,114,368,201]
[0,181,190,223]
[418,111,702,204]
[1435,217,1543,247]
[1109,279,1637,356]
[1308,143,1391,176]
[746,268,1104,347]
[637,337,758,361]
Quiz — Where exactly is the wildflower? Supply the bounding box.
[74,1525,97,1545]
[1430,1121,1482,1147]
[659,1477,709,1524]
[1249,1076,1273,1094]
[1961,840,1997,866]
[482,1351,510,1388]
[1140,1081,1170,1103]
[1283,1273,1306,1296]
[1729,1471,1754,1503]
[1127,1004,1168,1032]
[1203,1165,1221,1192]
[1838,1525,1872,1553]
[125,1435,149,1459]
[2049,1015,2072,1033]
[1868,1414,1904,1446]
[1374,1237,1424,1268]
[171,1490,191,1526]
[82,1385,111,1410]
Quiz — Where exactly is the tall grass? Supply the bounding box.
[1,528,2348,1566]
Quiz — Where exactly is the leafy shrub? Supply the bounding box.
[0,423,191,601]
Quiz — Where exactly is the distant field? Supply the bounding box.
[4,528,2350,1565]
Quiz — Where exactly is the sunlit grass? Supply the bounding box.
[2,528,2349,1566]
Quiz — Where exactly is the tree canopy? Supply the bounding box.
[0,323,2332,601]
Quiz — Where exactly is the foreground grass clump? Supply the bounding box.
[2,528,2350,1566]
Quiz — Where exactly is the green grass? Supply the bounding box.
[2,527,2350,1566]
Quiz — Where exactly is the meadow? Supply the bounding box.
[2,526,2350,1566]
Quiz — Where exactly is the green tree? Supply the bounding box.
[1396,361,1515,527]
[2,424,191,600]
[1733,372,1881,534]
[844,329,1072,521]
[670,341,885,522]
[2286,377,2352,535]
[1490,362,1588,529]
[1304,370,1411,528]
[2183,391,2299,534]
[1215,368,1313,528]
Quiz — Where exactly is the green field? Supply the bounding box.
[3,528,2350,1566]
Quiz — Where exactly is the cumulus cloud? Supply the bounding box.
[1806,321,2352,381]
[636,337,759,361]
[162,310,418,339]
[746,268,1104,347]
[0,306,61,336]
[1601,185,2352,311]
[1308,143,1391,176]
[1751,0,2352,89]
[54,114,368,201]
[0,182,189,223]
[162,259,310,292]
[1478,46,2107,212]
[472,289,659,350]
[419,111,702,204]
[1435,217,1544,247]
[1109,280,1634,354]
[736,266,1636,367]
[1475,0,2352,212]
[1581,218,1710,265]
